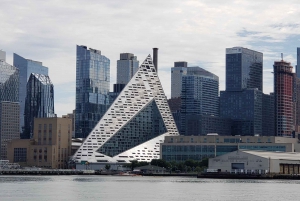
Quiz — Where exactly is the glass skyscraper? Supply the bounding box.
[13,53,48,133]
[75,45,110,138]
[180,67,219,135]
[226,47,263,91]
[23,73,55,139]
[0,51,20,159]
[220,47,263,136]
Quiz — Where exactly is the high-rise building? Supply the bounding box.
[273,60,294,137]
[180,67,219,135]
[171,61,188,98]
[0,53,20,159]
[226,47,263,91]
[220,89,262,136]
[23,73,55,139]
[75,45,110,138]
[220,47,263,136]
[296,48,300,78]
[13,53,48,133]
[116,53,139,85]
[262,93,275,136]
[73,55,179,169]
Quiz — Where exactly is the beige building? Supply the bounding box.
[0,102,20,160]
[7,117,72,169]
[62,110,75,138]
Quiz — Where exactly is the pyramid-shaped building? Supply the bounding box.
[73,55,179,165]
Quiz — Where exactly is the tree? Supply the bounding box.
[151,159,169,168]
[105,164,111,171]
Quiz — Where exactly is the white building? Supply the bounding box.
[73,55,179,170]
[209,150,300,174]
[171,61,188,98]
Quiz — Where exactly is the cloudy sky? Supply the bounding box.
[1,0,300,116]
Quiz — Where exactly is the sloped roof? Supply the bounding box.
[241,150,300,161]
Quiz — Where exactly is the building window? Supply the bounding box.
[13,148,27,162]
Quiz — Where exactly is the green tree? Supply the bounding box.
[105,164,111,171]
[151,159,169,168]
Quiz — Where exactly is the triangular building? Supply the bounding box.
[73,55,179,165]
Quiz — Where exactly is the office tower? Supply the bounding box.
[116,53,139,85]
[62,110,75,138]
[220,89,262,136]
[23,73,55,139]
[8,117,72,169]
[180,67,219,135]
[75,45,110,138]
[297,48,300,78]
[73,55,179,168]
[13,53,48,133]
[171,61,188,98]
[220,47,263,136]
[0,53,20,159]
[0,50,6,61]
[226,47,263,91]
[262,93,275,136]
[273,60,294,137]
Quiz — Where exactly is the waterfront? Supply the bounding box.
[0,176,299,201]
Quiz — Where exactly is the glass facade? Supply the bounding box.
[226,47,263,91]
[220,89,262,136]
[98,100,167,157]
[0,60,19,102]
[13,53,48,133]
[180,67,219,135]
[75,45,110,138]
[23,73,55,139]
[162,144,287,162]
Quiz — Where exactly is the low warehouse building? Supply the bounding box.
[209,150,300,174]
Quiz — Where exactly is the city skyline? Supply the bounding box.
[1,0,300,116]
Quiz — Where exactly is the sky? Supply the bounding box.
[1,0,300,117]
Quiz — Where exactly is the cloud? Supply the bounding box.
[1,0,300,116]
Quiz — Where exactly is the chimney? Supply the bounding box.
[153,48,158,72]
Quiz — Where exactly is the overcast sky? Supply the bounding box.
[1,0,300,116]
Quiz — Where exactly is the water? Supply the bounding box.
[0,175,299,201]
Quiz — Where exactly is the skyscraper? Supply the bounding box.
[13,53,48,133]
[75,45,110,138]
[273,60,294,137]
[73,55,178,168]
[23,73,55,139]
[180,67,219,135]
[296,48,300,78]
[226,47,263,91]
[171,61,188,98]
[117,53,139,85]
[220,47,263,136]
[0,51,20,159]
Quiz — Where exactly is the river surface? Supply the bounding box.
[0,175,299,201]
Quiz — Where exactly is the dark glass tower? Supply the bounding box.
[23,73,55,139]
[220,47,264,136]
[75,45,110,138]
[13,53,48,133]
[226,47,263,91]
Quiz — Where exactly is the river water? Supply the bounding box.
[0,175,298,201]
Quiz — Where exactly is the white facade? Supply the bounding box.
[209,150,300,174]
[73,55,179,165]
[171,67,187,98]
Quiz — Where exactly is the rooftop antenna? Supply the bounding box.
[281,53,283,61]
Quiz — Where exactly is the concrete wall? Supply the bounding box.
[209,151,269,172]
